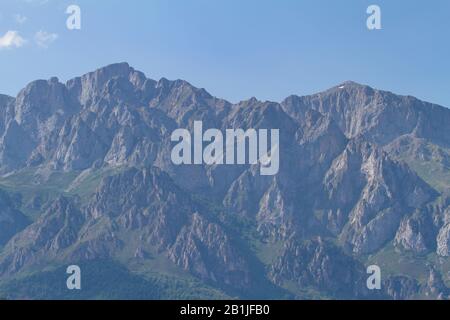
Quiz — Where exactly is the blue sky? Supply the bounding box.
[0,0,449,106]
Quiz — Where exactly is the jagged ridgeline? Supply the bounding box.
[0,63,449,300]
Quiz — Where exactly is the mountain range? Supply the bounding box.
[0,63,449,300]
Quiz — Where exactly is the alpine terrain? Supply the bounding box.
[0,63,449,300]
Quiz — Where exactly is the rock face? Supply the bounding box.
[168,213,251,288]
[424,267,450,299]
[0,63,449,299]
[437,223,450,256]
[0,190,29,246]
[270,237,369,298]
[0,197,84,275]
[0,94,14,136]
[325,138,435,254]
[383,276,420,300]
[394,209,437,255]
[0,167,252,290]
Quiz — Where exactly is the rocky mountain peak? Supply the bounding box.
[65,62,146,106]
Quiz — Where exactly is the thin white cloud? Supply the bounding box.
[34,30,58,48]
[14,14,28,24]
[0,30,27,49]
